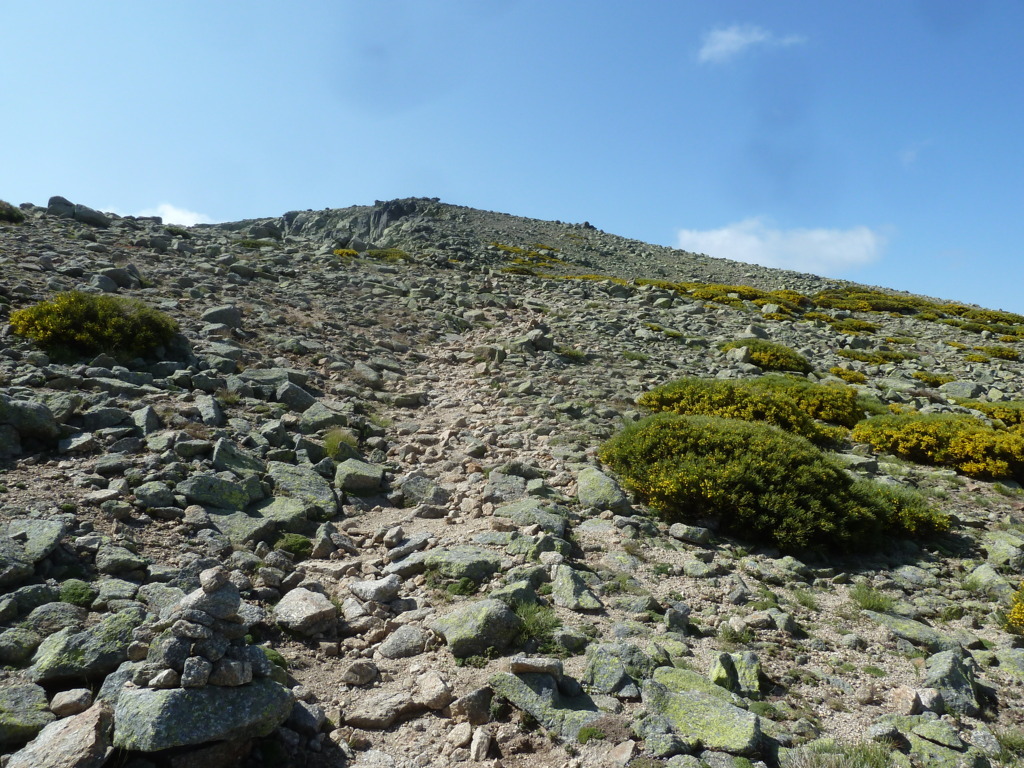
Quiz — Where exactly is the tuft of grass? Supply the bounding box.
[513,601,562,654]
[848,582,895,613]
[792,588,820,611]
[323,427,359,459]
[555,345,589,364]
[577,726,606,745]
[781,739,899,768]
[623,350,649,362]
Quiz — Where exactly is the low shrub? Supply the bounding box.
[829,367,867,384]
[719,338,812,373]
[976,344,1020,361]
[852,412,1024,481]
[0,199,25,224]
[836,348,918,364]
[912,371,955,387]
[599,414,947,551]
[956,400,1024,427]
[10,291,179,358]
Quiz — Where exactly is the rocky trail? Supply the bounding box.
[1,196,1024,768]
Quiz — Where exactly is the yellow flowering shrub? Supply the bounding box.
[830,367,868,384]
[1006,584,1024,635]
[10,291,178,359]
[719,338,812,373]
[852,413,1024,481]
[599,413,947,551]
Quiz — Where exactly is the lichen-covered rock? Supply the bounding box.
[334,458,385,492]
[28,607,146,683]
[925,649,980,716]
[642,680,761,756]
[176,474,249,511]
[0,683,55,747]
[709,651,763,700]
[266,461,338,518]
[862,610,961,653]
[582,642,658,698]
[551,564,603,612]
[431,599,523,658]
[493,499,570,537]
[424,546,502,584]
[575,467,628,511]
[0,537,34,588]
[112,677,293,751]
[489,672,601,741]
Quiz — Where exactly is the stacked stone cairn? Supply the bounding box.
[128,566,274,689]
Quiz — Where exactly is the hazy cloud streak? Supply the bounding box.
[676,218,884,275]
[136,204,214,226]
[698,25,806,64]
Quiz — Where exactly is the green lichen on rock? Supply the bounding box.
[0,683,55,746]
[489,672,601,741]
[642,680,761,756]
[28,606,145,683]
[430,599,524,658]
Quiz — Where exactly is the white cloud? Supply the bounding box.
[676,218,884,276]
[135,203,214,226]
[698,25,806,64]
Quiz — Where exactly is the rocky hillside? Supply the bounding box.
[1,195,1023,768]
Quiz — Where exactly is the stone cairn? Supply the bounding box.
[127,566,274,689]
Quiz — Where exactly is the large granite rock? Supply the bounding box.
[6,701,112,768]
[112,677,293,751]
[576,467,629,511]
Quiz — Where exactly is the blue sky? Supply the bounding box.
[3,1,1023,313]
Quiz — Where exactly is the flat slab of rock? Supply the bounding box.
[343,690,416,730]
[267,461,337,517]
[423,546,502,584]
[334,459,385,492]
[493,499,570,537]
[862,610,961,653]
[112,678,293,751]
[29,607,145,684]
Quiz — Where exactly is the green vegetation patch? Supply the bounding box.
[10,290,179,359]
[956,399,1024,427]
[0,199,26,224]
[274,533,313,561]
[852,412,1024,481]
[719,338,812,374]
[599,413,947,552]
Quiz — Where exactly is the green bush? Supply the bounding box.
[10,291,179,359]
[0,199,25,224]
[323,427,359,459]
[720,338,812,373]
[599,414,947,551]
[852,412,1024,481]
